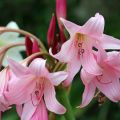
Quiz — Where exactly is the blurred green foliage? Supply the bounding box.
[0,0,120,120]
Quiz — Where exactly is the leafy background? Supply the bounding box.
[0,0,120,120]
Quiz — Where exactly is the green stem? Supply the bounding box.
[57,86,76,120]
[0,27,47,52]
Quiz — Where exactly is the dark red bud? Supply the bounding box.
[25,36,33,56]
[47,14,56,48]
[32,40,40,54]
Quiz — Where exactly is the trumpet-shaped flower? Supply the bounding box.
[50,13,120,86]
[80,48,120,107]
[0,21,25,67]
[0,68,11,119]
[6,58,68,120]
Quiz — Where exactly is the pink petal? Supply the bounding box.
[106,52,120,71]
[29,58,48,77]
[31,99,48,120]
[60,18,80,36]
[80,69,96,107]
[81,40,102,75]
[8,58,29,77]
[95,70,120,102]
[49,39,77,62]
[81,69,95,84]
[80,82,96,108]
[5,75,36,104]
[16,105,23,117]
[21,101,37,120]
[96,45,107,65]
[81,13,104,37]
[44,81,66,114]
[63,57,81,86]
[100,34,120,49]
[49,71,68,86]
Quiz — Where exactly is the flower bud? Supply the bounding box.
[32,40,40,54]
[56,0,67,43]
[25,36,33,56]
[47,14,56,48]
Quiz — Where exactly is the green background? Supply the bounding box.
[0,0,120,120]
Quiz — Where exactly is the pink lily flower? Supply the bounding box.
[80,47,120,108]
[0,68,11,118]
[6,58,68,119]
[50,13,120,86]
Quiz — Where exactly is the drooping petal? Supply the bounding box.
[81,13,104,37]
[21,101,37,120]
[8,58,29,77]
[80,69,96,107]
[49,39,77,62]
[49,71,68,86]
[44,81,66,114]
[81,39,102,75]
[95,70,120,102]
[63,57,81,86]
[16,105,23,117]
[81,69,95,84]
[96,45,107,65]
[80,82,96,108]
[5,75,36,104]
[106,52,120,70]
[29,58,48,77]
[100,34,120,49]
[31,99,48,120]
[60,18,80,36]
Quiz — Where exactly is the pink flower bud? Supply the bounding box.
[47,14,56,48]
[25,36,33,56]
[56,0,67,43]
[56,0,67,20]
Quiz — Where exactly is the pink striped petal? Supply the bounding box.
[80,82,96,108]
[95,71,120,102]
[81,13,104,37]
[5,75,36,104]
[49,71,68,86]
[100,34,120,49]
[49,39,77,62]
[80,69,96,107]
[16,105,23,117]
[60,18,80,36]
[81,40,102,75]
[63,58,80,86]
[8,58,29,77]
[21,101,37,120]
[44,81,66,114]
[29,58,48,77]
[31,99,48,120]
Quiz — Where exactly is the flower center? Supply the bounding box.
[31,77,46,106]
[74,33,85,57]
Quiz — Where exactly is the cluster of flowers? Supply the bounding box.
[0,0,120,120]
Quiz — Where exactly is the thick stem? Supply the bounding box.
[0,27,47,52]
[57,86,76,120]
